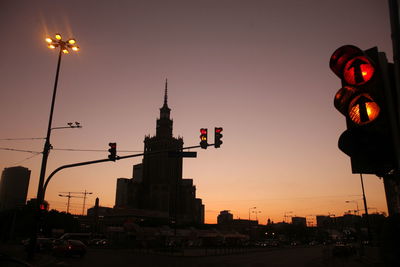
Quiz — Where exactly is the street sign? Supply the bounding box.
[168,151,197,158]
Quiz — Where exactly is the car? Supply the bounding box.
[59,233,92,245]
[53,239,87,257]
[88,238,109,247]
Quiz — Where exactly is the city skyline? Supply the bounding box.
[0,0,392,223]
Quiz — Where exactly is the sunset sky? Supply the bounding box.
[0,0,393,224]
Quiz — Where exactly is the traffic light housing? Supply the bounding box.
[200,128,208,149]
[108,142,117,161]
[330,45,396,175]
[214,127,223,148]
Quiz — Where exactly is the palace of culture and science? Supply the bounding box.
[114,81,204,225]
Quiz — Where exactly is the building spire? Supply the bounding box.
[164,78,168,107]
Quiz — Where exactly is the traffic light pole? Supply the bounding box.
[384,0,400,217]
[28,48,63,260]
[42,144,213,200]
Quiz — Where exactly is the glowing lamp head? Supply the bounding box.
[71,46,79,51]
[55,33,62,40]
[343,56,375,85]
[348,94,380,125]
[62,49,69,54]
[45,37,52,43]
[48,44,56,49]
[68,38,76,45]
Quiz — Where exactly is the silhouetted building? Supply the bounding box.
[316,215,333,228]
[115,81,204,224]
[87,206,113,216]
[0,166,31,211]
[217,210,234,224]
[292,216,307,227]
[115,178,130,208]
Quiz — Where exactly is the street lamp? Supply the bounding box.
[252,210,261,222]
[29,33,79,259]
[36,33,80,206]
[52,121,83,130]
[248,207,256,221]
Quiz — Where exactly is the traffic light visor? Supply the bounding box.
[109,143,116,148]
[330,45,363,78]
[334,86,358,116]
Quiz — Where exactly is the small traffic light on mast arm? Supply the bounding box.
[108,142,117,161]
[330,45,396,175]
[214,127,223,148]
[200,128,208,149]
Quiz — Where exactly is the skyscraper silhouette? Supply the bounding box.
[115,80,204,224]
[0,166,31,211]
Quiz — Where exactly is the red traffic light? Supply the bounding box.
[330,45,363,77]
[108,142,117,161]
[200,128,208,149]
[343,56,375,85]
[109,143,116,149]
[214,127,223,148]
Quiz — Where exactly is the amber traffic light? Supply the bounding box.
[200,128,208,149]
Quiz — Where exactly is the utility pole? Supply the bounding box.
[58,192,84,214]
[59,191,92,215]
[81,190,93,215]
[284,211,293,223]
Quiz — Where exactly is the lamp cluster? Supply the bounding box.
[45,33,79,54]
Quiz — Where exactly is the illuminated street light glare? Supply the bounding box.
[45,33,79,54]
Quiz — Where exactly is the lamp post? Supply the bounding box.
[248,206,256,221]
[28,33,79,260]
[253,210,261,223]
[37,34,80,207]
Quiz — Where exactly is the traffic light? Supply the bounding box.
[214,127,223,148]
[330,45,396,175]
[200,128,208,149]
[108,142,117,161]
